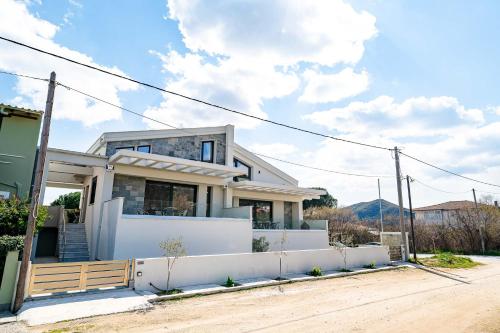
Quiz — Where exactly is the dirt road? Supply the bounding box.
[24,256,500,332]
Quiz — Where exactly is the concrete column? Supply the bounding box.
[212,186,224,217]
[38,159,50,205]
[223,187,233,209]
[291,202,303,229]
[225,125,234,166]
[273,200,284,228]
[197,184,208,217]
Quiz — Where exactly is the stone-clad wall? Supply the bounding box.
[112,174,146,214]
[105,134,226,165]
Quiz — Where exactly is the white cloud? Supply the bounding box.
[0,0,137,126]
[299,68,369,103]
[168,0,377,67]
[145,0,378,129]
[295,96,500,205]
[143,51,299,129]
[248,143,298,159]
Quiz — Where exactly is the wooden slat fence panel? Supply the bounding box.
[29,260,129,296]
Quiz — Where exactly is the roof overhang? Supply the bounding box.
[109,150,245,179]
[229,180,326,199]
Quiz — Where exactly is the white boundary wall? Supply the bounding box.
[134,246,390,292]
[253,230,329,251]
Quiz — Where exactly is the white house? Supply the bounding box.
[40,125,328,261]
[414,200,476,224]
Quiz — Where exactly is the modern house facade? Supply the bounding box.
[0,104,42,199]
[414,200,477,224]
[41,125,328,261]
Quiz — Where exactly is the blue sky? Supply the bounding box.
[1,0,499,206]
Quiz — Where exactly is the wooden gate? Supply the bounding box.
[28,260,130,296]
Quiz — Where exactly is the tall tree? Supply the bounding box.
[303,187,337,210]
[50,192,81,209]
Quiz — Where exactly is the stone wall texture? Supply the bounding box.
[105,134,226,165]
[112,174,146,214]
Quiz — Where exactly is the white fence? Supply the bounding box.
[133,246,390,292]
[253,229,329,251]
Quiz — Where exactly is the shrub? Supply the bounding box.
[224,276,238,287]
[50,192,81,209]
[363,261,376,269]
[420,252,480,269]
[0,198,48,236]
[252,237,269,252]
[309,266,322,276]
[0,235,24,278]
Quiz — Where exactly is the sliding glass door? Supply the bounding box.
[144,180,197,216]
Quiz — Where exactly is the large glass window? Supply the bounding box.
[206,186,212,217]
[239,199,272,222]
[115,146,134,152]
[137,145,151,153]
[144,180,197,216]
[233,158,251,181]
[201,141,214,163]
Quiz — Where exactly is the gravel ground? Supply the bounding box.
[4,256,500,333]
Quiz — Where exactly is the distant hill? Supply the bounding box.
[346,199,410,220]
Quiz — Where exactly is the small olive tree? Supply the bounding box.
[277,229,288,280]
[159,237,186,292]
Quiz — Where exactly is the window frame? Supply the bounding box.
[115,146,135,152]
[89,176,97,205]
[143,180,198,216]
[137,145,151,153]
[233,158,252,181]
[201,141,215,163]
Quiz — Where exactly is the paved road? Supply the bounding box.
[5,256,500,333]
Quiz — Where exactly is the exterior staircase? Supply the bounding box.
[59,223,90,262]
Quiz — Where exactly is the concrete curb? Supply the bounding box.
[149,264,408,303]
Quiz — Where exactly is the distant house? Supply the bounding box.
[414,200,476,224]
[0,104,42,199]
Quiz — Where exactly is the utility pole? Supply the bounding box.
[378,178,383,242]
[394,147,408,261]
[406,176,417,262]
[472,188,485,254]
[13,72,56,313]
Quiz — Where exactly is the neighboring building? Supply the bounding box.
[414,200,476,224]
[0,104,42,199]
[40,125,329,261]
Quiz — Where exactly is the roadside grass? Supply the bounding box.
[413,252,481,269]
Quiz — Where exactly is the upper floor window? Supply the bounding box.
[115,146,134,152]
[137,145,151,153]
[201,141,214,163]
[233,158,251,181]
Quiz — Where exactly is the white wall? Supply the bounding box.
[133,246,391,291]
[96,197,123,260]
[112,215,252,259]
[253,229,329,251]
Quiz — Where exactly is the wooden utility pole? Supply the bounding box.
[378,178,383,242]
[406,175,417,262]
[13,72,56,313]
[394,147,408,261]
[472,188,485,254]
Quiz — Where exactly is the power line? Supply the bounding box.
[400,151,500,189]
[411,177,471,194]
[253,152,392,178]
[57,80,392,179]
[0,70,48,82]
[0,35,391,151]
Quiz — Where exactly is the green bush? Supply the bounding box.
[252,237,270,252]
[0,235,24,278]
[363,261,376,269]
[309,266,322,276]
[224,276,238,287]
[0,198,48,236]
[50,192,81,209]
